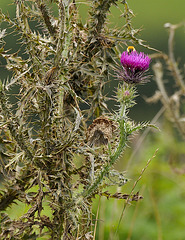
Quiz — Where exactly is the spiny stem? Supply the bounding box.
[0,82,33,161]
[81,104,127,199]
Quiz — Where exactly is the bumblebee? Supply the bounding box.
[127,46,136,54]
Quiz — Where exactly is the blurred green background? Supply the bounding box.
[0,1,185,240]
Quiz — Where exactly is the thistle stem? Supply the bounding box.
[80,103,127,199]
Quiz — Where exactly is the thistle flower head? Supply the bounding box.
[119,47,151,84]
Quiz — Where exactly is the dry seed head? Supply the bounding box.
[87,116,116,147]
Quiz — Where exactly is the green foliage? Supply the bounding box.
[0,0,153,239]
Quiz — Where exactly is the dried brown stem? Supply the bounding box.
[164,22,185,93]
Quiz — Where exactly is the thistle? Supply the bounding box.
[119,46,151,84]
[0,1,153,239]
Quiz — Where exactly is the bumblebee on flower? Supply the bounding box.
[119,46,151,84]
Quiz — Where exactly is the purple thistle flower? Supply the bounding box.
[119,49,151,84]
